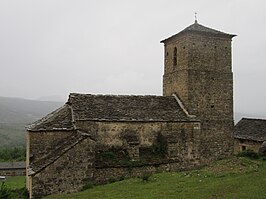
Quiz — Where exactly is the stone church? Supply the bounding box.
[26,20,236,198]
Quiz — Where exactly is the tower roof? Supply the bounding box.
[161,21,236,43]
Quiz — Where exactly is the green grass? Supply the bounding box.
[4,176,26,189]
[1,176,28,199]
[45,157,266,199]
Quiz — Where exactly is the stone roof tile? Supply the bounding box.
[234,118,266,142]
[27,93,198,132]
[161,21,236,43]
[26,104,74,132]
[67,93,194,122]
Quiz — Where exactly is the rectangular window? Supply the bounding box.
[241,145,247,151]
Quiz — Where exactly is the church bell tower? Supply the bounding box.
[161,20,236,161]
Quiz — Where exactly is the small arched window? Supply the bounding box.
[173,47,177,67]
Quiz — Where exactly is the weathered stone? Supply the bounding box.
[0,162,25,176]
[259,141,266,156]
[234,118,266,153]
[161,21,235,161]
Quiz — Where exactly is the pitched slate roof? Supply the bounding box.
[27,93,198,132]
[234,118,266,142]
[161,21,236,43]
[26,104,74,132]
[67,93,193,122]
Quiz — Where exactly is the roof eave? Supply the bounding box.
[27,128,74,132]
[74,118,200,122]
[234,136,265,142]
[161,31,236,44]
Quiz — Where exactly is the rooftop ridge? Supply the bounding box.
[241,117,266,121]
[69,93,168,98]
[161,21,236,43]
[172,94,196,119]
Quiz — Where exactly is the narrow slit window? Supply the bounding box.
[173,47,177,66]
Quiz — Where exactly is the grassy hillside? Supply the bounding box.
[43,157,266,199]
[0,96,63,148]
[3,157,266,198]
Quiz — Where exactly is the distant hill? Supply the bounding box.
[0,96,64,148]
[36,95,66,102]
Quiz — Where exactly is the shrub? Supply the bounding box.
[0,182,11,199]
[10,187,29,199]
[81,180,94,191]
[139,172,152,182]
[108,178,117,183]
[0,183,29,199]
[0,147,26,162]
[237,149,259,159]
[99,151,116,160]
[153,132,167,157]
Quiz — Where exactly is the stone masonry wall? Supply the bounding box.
[163,32,234,161]
[28,131,74,163]
[29,120,201,198]
[234,139,262,154]
[27,130,75,196]
[30,137,95,198]
[93,161,199,185]
[76,120,201,163]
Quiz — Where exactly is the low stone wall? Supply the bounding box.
[234,139,262,154]
[30,154,201,198]
[0,168,26,176]
[93,159,201,185]
[0,162,26,176]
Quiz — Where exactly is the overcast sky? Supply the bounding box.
[0,0,266,117]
